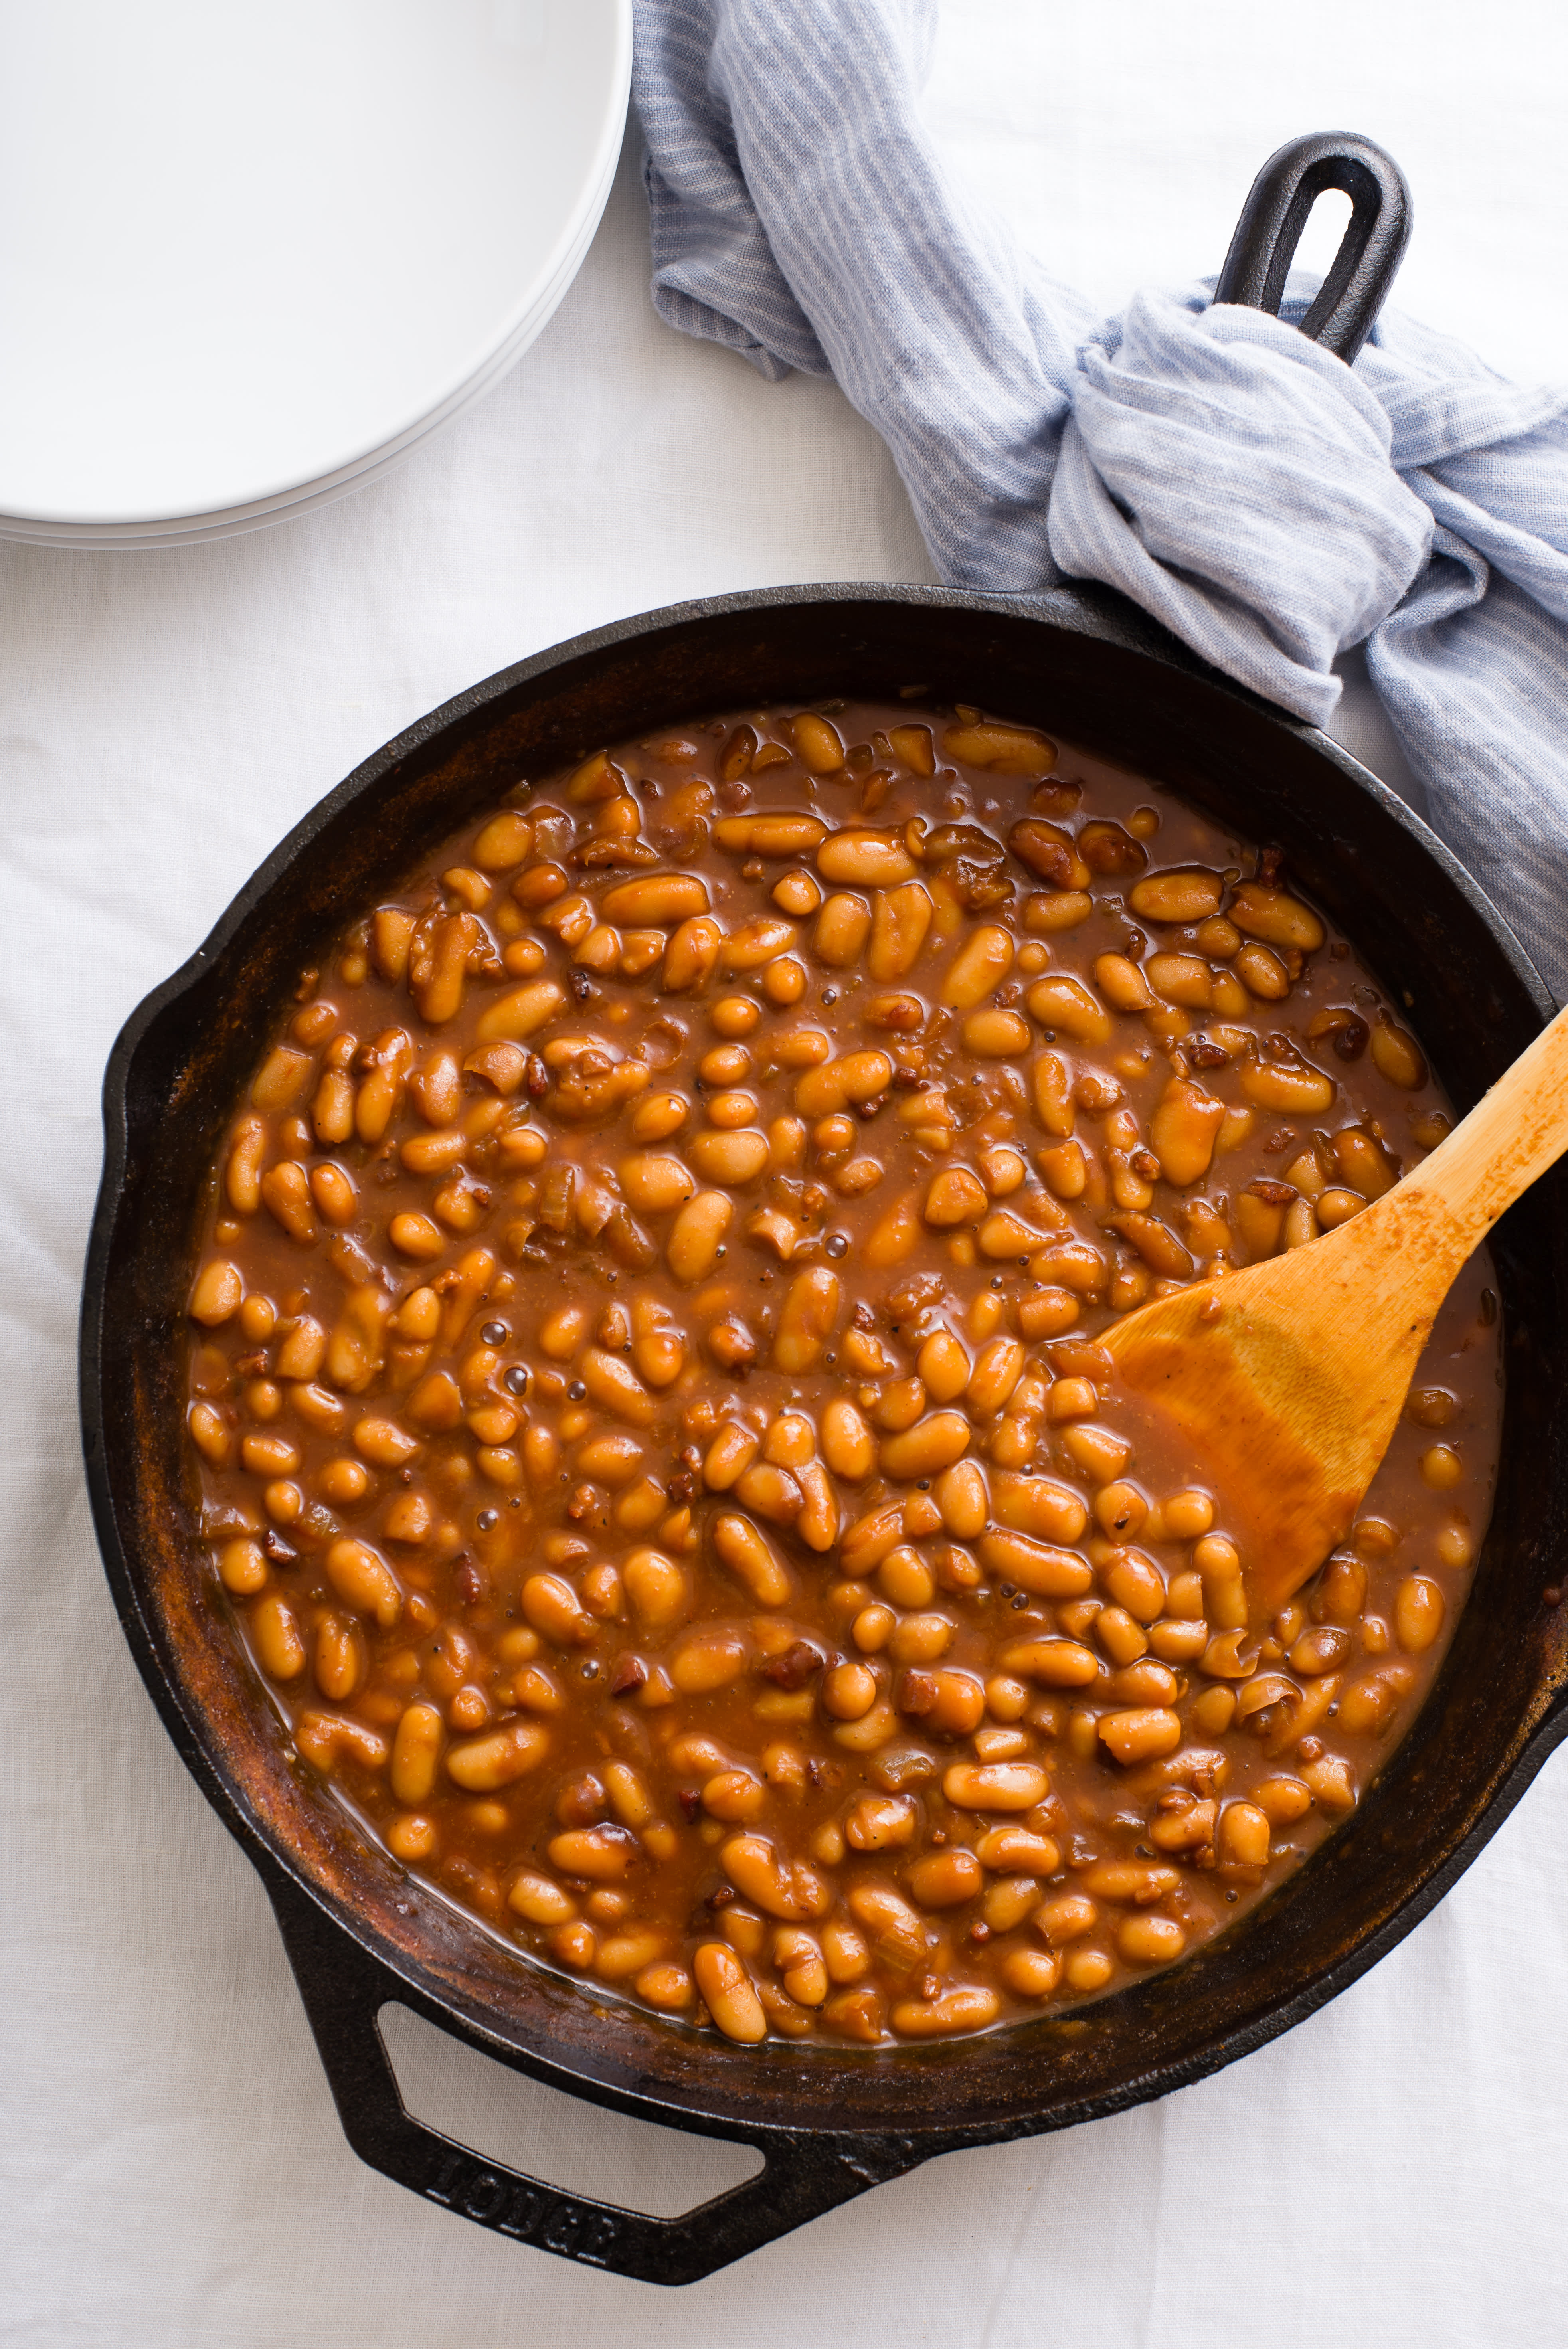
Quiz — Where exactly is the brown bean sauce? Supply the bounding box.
[183,701,1500,2046]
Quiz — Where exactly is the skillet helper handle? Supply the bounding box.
[265,1871,922,2286]
[1214,131,1412,362]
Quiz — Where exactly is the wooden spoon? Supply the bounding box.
[1103,1003,1568,1619]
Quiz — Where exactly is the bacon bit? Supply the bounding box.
[1244,1178,1298,1206]
[609,1655,649,1698]
[759,1639,823,1690]
[1187,1037,1229,1068]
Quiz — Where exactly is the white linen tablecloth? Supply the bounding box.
[4,6,1566,2341]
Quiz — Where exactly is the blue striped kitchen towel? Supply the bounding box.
[633,0,1568,996]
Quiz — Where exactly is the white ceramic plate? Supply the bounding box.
[0,0,630,541]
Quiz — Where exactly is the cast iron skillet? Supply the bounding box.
[80,137,1568,2285]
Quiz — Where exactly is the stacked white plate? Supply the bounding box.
[0,0,631,548]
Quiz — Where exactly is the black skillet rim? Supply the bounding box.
[78,579,1568,2262]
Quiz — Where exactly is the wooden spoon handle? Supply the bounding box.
[1402,999,1568,1248]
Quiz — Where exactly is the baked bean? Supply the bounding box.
[845,1791,918,1851]
[900,1665,983,1733]
[521,1572,595,1645]
[1254,1776,1313,1827]
[713,1513,791,1606]
[1080,1858,1180,1903]
[630,1090,690,1143]
[619,1153,697,1214]
[1025,974,1112,1044]
[772,1265,840,1373]
[822,1661,878,1720]
[1396,1575,1445,1651]
[941,924,1015,1008]
[1001,1637,1100,1688]
[1002,1946,1063,1998]
[447,1722,549,1793]
[722,1833,829,1920]
[186,691,1494,2048]
[1128,866,1223,923]
[1239,1054,1335,1113]
[1216,1801,1271,1867]
[324,1538,401,1628]
[1148,1795,1216,1853]
[1420,1445,1463,1491]
[806,890,870,968]
[661,915,724,992]
[978,1528,1093,1598]
[694,1943,769,2042]
[967,1336,1025,1416]
[1098,1709,1182,1765]
[879,1412,971,1481]
[942,1761,1050,1811]
[807,1398,870,1483]
[391,1701,445,1805]
[888,1613,953,1667]
[251,1593,306,1681]
[817,828,917,887]
[1117,1914,1186,1966]
[190,1259,245,1326]
[670,1630,748,1693]
[890,1986,1001,2037]
[868,881,934,980]
[926,1459,983,1540]
[688,1128,769,1185]
[548,1823,635,1880]
[923,1167,987,1227]
[508,1868,576,1926]
[666,1189,733,1281]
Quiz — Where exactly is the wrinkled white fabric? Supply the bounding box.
[6,10,1568,2345]
[635,0,1568,990]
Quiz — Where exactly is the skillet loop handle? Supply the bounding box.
[265,1871,922,2286]
[1214,132,1411,363]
